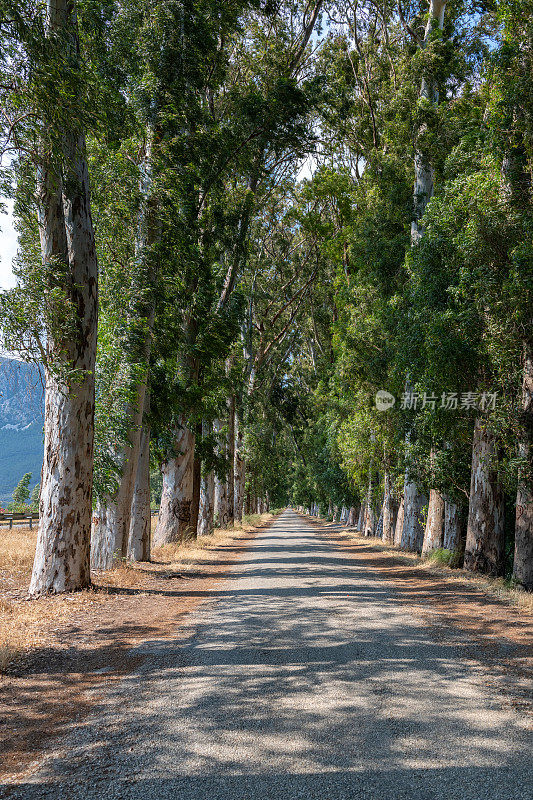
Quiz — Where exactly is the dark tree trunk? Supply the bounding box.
[464,419,505,576]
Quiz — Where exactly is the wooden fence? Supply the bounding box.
[0,513,39,529]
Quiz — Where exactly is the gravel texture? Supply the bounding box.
[4,510,532,799]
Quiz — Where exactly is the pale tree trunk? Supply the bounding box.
[328,499,333,517]
[198,471,215,537]
[91,382,146,568]
[411,0,447,243]
[400,482,427,552]
[234,409,245,522]
[190,422,202,537]
[347,506,357,527]
[443,497,463,553]
[363,468,376,536]
[382,470,395,544]
[333,505,339,522]
[215,475,229,527]
[422,489,445,556]
[393,498,405,546]
[91,128,158,568]
[357,503,365,531]
[464,418,505,576]
[401,0,446,551]
[30,0,97,596]
[226,394,235,527]
[153,417,195,545]
[127,414,151,562]
[513,340,533,589]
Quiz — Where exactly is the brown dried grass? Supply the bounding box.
[334,527,533,615]
[0,526,37,573]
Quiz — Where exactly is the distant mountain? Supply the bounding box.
[0,356,44,504]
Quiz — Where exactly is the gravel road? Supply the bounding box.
[4,510,532,800]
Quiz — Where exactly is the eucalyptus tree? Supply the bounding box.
[0,0,109,593]
[152,0,324,544]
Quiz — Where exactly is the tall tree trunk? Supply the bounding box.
[347,506,357,527]
[422,489,445,556]
[91,381,146,567]
[234,408,245,522]
[393,497,405,547]
[90,127,158,568]
[30,0,97,596]
[357,503,365,531]
[400,1,446,555]
[464,418,505,576]
[443,497,463,553]
[382,470,395,544]
[128,411,151,562]
[226,393,235,527]
[363,467,375,536]
[189,422,202,537]
[400,482,427,552]
[513,340,533,589]
[152,416,195,545]
[198,471,215,537]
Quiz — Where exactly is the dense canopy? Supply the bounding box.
[0,0,531,593]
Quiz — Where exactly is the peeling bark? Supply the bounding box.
[382,470,395,543]
[422,489,445,556]
[464,419,505,576]
[128,414,151,562]
[153,417,195,545]
[400,482,427,552]
[443,497,463,554]
[29,0,97,597]
[198,470,215,537]
[393,497,405,547]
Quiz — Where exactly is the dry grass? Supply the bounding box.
[150,513,272,571]
[0,526,37,573]
[0,590,106,673]
[0,511,275,673]
[333,526,533,616]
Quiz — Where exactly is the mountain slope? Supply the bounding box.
[0,356,44,504]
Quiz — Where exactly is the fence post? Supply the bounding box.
[29,515,33,530]
[9,517,12,529]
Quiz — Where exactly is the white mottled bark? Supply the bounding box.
[393,497,405,547]
[357,503,365,532]
[128,411,151,562]
[198,471,215,537]
[29,0,97,596]
[422,488,445,556]
[152,417,195,545]
[411,0,447,242]
[464,418,505,576]
[382,470,395,544]
[347,506,357,527]
[443,497,462,552]
[400,483,427,552]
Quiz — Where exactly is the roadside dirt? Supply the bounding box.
[312,517,533,722]
[0,517,274,783]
